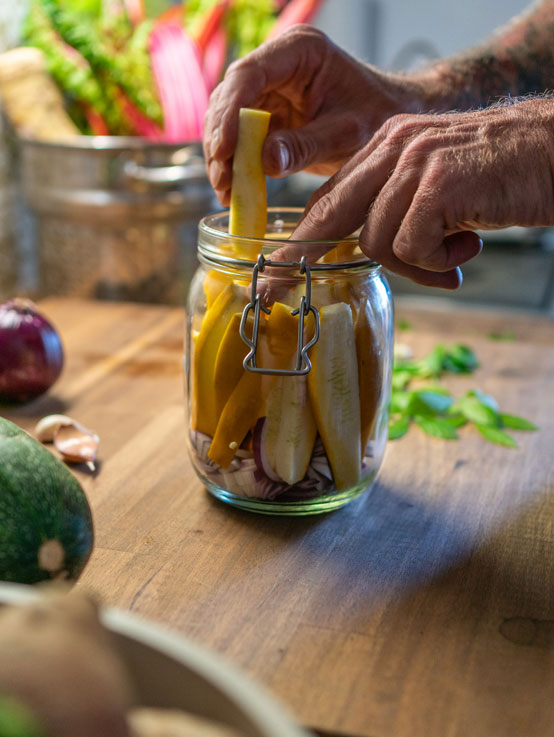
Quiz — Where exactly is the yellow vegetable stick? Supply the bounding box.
[191,285,245,436]
[212,312,249,418]
[354,302,382,457]
[264,374,317,485]
[258,301,300,367]
[208,301,303,468]
[307,302,361,491]
[203,269,233,310]
[318,241,358,263]
[208,371,263,468]
[229,107,271,258]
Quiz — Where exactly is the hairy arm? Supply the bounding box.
[414,0,554,110]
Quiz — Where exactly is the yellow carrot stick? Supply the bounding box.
[191,285,245,436]
[229,107,271,258]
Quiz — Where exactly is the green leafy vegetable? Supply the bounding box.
[388,416,410,440]
[35,0,162,126]
[226,0,276,57]
[394,343,479,380]
[389,342,538,447]
[475,424,518,448]
[451,395,499,427]
[23,0,133,134]
[414,416,460,440]
[499,413,538,431]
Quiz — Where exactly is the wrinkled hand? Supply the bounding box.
[286,99,554,288]
[204,25,427,205]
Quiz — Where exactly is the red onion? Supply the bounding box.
[0,299,64,403]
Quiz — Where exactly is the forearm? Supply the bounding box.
[410,0,554,110]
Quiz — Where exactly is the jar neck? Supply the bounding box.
[197,208,379,274]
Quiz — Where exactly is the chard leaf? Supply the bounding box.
[475,424,518,448]
[500,414,538,431]
[414,416,459,439]
[389,416,410,440]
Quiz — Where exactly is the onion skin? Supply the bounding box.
[0,299,64,403]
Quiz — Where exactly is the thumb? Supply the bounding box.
[263,116,359,176]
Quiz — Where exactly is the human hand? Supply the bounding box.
[204,25,429,205]
[285,98,554,288]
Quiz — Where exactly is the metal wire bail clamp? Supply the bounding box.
[239,254,321,376]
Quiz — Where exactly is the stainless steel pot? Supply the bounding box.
[19,136,219,304]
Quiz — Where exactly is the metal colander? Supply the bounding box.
[19,136,219,304]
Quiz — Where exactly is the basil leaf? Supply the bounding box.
[390,391,411,413]
[500,413,538,431]
[414,417,459,439]
[475,424,518,447]
[451,396,499,426]
[410,390,454,415]
[417,345,446,377]
[392,370,413,391]
[389,416,410,440]
[467,389,499,412]
[444,344,479,373]
[442,414,468,429]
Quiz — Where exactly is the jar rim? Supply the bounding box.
[198,207,379,271]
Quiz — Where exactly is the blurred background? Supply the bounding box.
[1,0,553,314]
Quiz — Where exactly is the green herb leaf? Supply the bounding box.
[467,389,499,412]
[475,424,518,448]
[500,413,538,431]
[397,319,412,331]
[442,344,480,374]
[392,370,413,391]
[417,344,447,378]
[389,416,410,440]
[451,396,499,426]
[442,414,468,429]
[390,391,412,414]
[414,416,459,439]
[409,390,455,416]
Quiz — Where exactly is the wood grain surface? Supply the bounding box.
[3,296,554,737]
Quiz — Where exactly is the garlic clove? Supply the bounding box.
[53,422,99,471]
[34,414,74,443]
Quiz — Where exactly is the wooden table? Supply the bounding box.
[4,296,554,737]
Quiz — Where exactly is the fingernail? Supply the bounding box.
[209,159,223,187]
[278,140,291,173]
[210,128,222,158]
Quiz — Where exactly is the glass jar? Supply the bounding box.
[186,208,394,515]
